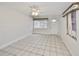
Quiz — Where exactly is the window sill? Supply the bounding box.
[66,33,77,40]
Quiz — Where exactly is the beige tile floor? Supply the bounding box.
[0,34,71,56]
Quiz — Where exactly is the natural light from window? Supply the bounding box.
[33,19,48,29]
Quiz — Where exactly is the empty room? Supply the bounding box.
[0,2,79,56]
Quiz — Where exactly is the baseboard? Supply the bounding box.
[60,35,73,56]
[33,32,58,35]
[0,34,31,49]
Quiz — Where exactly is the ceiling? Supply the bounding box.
[0,2,72,18]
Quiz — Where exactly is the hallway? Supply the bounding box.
[0,34,71,56]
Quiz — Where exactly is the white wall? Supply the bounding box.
[49,17,58,34]
[0,6,33,49]
[59,10,79,56]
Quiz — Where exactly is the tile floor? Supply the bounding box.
[0,34,71,56]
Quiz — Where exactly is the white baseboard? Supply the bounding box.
[60,35,72,56]
[0,34,31,49]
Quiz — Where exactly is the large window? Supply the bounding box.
[33,18,48,29]
[66,11,77,40]
[63,3,78,40]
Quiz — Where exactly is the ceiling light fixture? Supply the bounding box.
[34,12,38,16]
[32,7,39,16]
[32,12,39,16]
[52,19,56,22]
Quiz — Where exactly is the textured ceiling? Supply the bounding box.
[0,2,72,18]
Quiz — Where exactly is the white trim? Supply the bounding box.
[0,34,31,49]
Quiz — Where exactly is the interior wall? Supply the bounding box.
[58,10,79,56]
[0,6,33,48]
[49,17,58,34]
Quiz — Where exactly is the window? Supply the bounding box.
[33,18,48,29]
[66,11,77,40]
[63,3,78,40]
[71,11,76,32]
